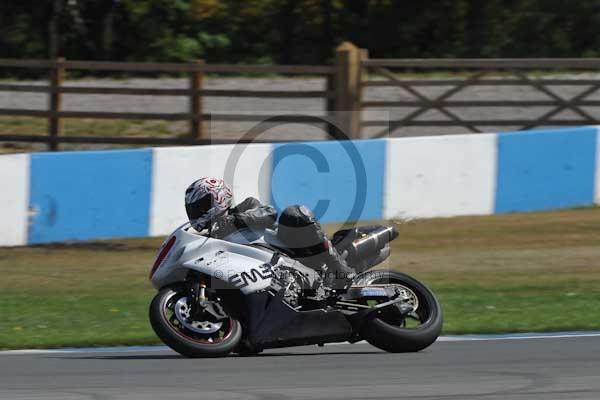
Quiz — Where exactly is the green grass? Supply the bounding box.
[0,116,181,137]
[0,116,188,153]
[1,208,600,349]
[0,240,160,348]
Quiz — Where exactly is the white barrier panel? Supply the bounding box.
[384,134,497,219]
[150,144,272,236]
[0,154,29,246]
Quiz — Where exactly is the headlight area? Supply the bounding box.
[149,236,177,279]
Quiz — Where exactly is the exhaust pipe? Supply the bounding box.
[347,226,398,259]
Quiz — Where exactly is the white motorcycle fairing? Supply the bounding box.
[150,223,275,295]
[147,220,444,358]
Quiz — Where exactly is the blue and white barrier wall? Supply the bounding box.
[1,126,599,246]
[0,154,29,246]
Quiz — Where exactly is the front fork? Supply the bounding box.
[186,271,207,316]
[185,270,228,321]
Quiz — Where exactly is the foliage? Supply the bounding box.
[2,0,600,64]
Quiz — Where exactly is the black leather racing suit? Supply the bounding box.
[209,197,277,239]
[276,205,355,286]
[211,199,354,287]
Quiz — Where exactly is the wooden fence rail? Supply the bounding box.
[3,43,600,150]
[0,55,342,150]
[360,56,600,137]
[361,58,600,69]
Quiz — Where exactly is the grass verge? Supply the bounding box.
[0,116,185,154]
[0,116,180,138]
[1,208,599,349]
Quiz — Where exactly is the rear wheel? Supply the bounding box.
[354,270,443,353]
[149,287,242,357]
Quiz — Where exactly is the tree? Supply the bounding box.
[3,0,600,66]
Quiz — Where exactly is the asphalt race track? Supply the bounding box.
[1,335,599,400]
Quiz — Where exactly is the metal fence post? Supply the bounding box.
[48,57,65,151]
[189,59,205,141]
[334,42,361,139]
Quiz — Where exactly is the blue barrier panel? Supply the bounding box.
[495,127,598,213]
[271,139,386,223]
[28,149,152,244]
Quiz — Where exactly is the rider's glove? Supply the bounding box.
[210,214,237,239]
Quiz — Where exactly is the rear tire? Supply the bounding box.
[149,287,242,358]
[354,270,443,353]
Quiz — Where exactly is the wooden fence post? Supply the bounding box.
[189,59,205,140]
[358,48,368,139]
[48,57,65,151]
[326,73,337,139]
[334,42,361,139]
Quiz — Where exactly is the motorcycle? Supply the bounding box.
[148,221,443,357]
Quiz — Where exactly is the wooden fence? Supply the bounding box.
[0,56,347,150]
[3,42,600,150]
[358,54,600,137]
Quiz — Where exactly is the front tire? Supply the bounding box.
[149,287,242,358]
[354,270,443,353]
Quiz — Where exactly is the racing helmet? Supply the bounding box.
[185,177,233,231]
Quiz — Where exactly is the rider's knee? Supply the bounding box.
[277,205,328,253]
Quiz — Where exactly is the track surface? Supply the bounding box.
[1,336,599,400]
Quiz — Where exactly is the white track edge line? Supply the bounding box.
[2,331,600,355]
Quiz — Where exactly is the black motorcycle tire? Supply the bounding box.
[354,270,443,353]
[149,287,242,358]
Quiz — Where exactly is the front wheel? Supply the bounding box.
[149,287,242,358]
[354,270,443,353]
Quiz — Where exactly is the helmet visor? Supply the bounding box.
[185,193,213,221]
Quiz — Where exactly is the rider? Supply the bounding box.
[184,177,355,286]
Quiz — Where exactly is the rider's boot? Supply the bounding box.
[321,240,356,289]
